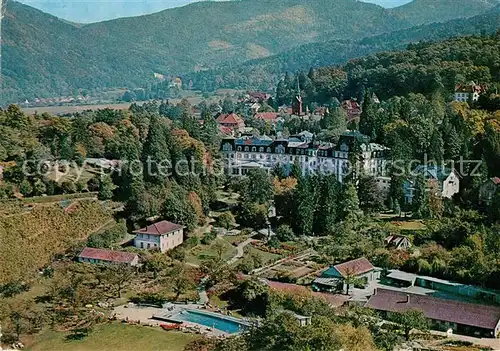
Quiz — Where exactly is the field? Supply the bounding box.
[0,199,113,284]
[26,323,199,351]
[20,89,243,116]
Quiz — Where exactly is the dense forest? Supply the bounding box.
[3,0,498,103]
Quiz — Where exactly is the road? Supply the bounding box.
[226,238,256,265]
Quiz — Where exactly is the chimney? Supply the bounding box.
[406,294,410,303]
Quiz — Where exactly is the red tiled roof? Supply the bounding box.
[218,125,233,135]
[216,113,243,125]
[254,112,278,121]
[78,247,137,264]
[333,257,374,278]
[366,288,500,330]
[491,177,500,185]
[133,220,183,236]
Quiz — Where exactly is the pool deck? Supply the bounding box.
[113,303,248,337]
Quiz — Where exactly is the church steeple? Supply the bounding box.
[292,77,303,116]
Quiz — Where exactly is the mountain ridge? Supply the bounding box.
[2,0,499,103]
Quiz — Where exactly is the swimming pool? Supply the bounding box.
[170,310,248,334]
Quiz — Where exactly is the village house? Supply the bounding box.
[254,112,279,125]
[313,257,380,294]
[341,99,361,121]
[385,234,412,250]
[479,177,500,204]
[404,165,460,204]
[366,288,500,338]
[216,113,245,134]
[77,247,139,266]
[454,82,485,102]
[133,220,184,253]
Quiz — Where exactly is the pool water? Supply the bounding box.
[172,310,247,334]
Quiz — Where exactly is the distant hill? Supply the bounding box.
[183,8,500,91]
[17,0,413,23]
[2,0,499,104]
[390,0,499,25]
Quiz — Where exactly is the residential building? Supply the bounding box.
[220,131,389,182]
[404,166,460,204]
[216,113,245,133]
[254,112,279,125]
[313,257,380,294]
[342,99,362,121]
[366,288,500,338]
[385,234,412,250]
[133,220,184,253]
[479,177,500,204]
[77,247,139,266]
[454,82,485,102]
[249,103,261,113]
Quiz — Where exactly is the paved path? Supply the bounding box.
[428,330,500,349]
[226,238,255,265]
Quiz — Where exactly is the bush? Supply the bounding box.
[201,230,217,245]
[276,224,295,242]
[184,236,200,249]
[86,220,127,248]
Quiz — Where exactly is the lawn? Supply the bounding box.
[388,220,427,231]
[185,238,237,266]
[26,323,199,351]
[244,245,282,265]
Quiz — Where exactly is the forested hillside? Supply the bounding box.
[185,9,500,91]
[3,0,498,103]
[390,0,499,25]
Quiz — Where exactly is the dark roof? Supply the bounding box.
[78,247,137,264]
[333,257,374,278]
[366,288,500,330]
[133,220,183,235]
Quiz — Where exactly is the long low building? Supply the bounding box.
[366,288,500,338]
[78,247,139,266]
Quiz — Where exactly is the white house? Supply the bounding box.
[133,220,184,253]
[404,166,460,204]
[454,82,485,103]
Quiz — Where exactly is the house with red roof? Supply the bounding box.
[254,112,279,123]
[133,220,184,253]
[216,113,245,133]
[366,288,500,338]
[313,257,379,294]
[342,99,361,121]
[78,247,139,266]
[454,82,486,102]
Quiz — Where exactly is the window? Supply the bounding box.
[252,147,256,152]
[147,243,151,249]
[140,242,144,248]
[259,147,264,152]
[237,146,242,151]
[266,147,271,153]
[276,145,285,154]
[222,143,233,151]
[244,154,249,159]
[244,146,249,152]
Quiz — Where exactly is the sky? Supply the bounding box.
[16,0,413,23]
